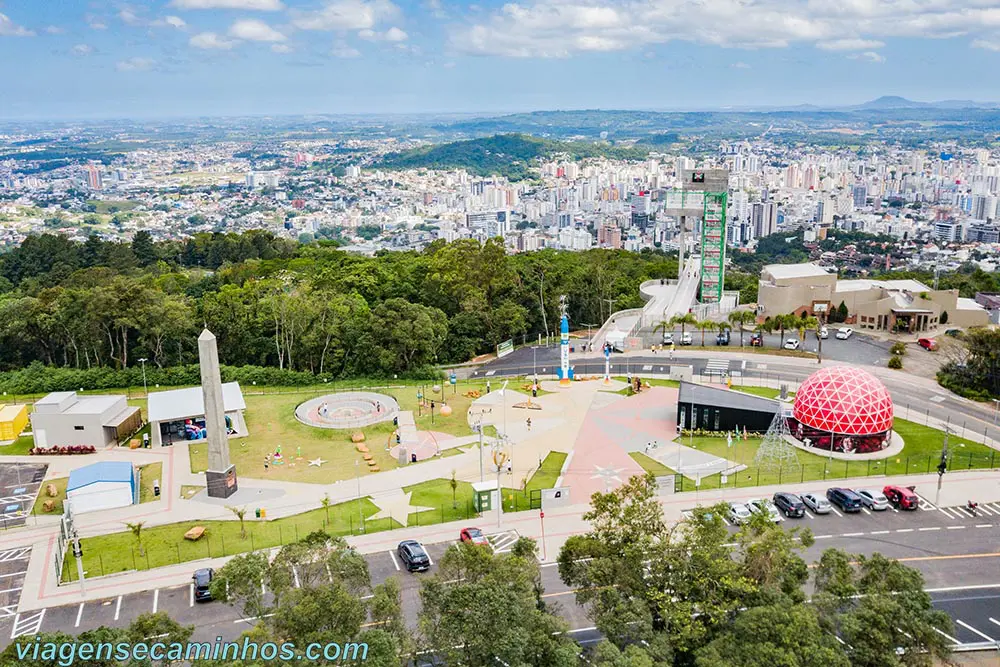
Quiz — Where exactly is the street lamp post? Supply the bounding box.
[356,459,364,533]
[993,399,1000,426]
[138,358,148,396]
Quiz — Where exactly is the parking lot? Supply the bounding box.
[0,463,47,530]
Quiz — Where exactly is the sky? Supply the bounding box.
[3,0,1000,119]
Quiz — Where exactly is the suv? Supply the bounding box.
[193,568,214,602]
[783,338,800,350]
[835,327,853,340]
[772,492,806,518]
[826,487,863,513]
[716,330,730,346]
[397,540,431,572]
[883,485,920,510]
[750,332,763,347]
[917,337,938,351]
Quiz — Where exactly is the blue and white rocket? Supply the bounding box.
[556,296,574,385]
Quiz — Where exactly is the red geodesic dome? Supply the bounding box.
[793,366,894,435]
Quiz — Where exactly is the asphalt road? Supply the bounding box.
[4,499,1000,651]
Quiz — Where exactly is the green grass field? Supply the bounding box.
[729,386,796,400]
[32,477,68,515]
[629,451,675,476]
[137,463,163,504]
[673,418,999,491]
[0,435,34,456]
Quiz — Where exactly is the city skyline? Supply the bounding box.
[2,0,1000,118]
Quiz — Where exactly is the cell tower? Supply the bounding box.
[753,408,800,472]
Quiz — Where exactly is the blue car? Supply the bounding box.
[826,487,863,513]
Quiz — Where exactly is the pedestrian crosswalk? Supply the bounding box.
[705,359,730,375]
[487,530,520,554]
[0,549,30,563]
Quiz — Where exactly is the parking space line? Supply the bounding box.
[947,526,965,530]
[189,583,194,607]
[153,589,159,614]
[915,494,937,510]
[814,535,832,540]
[956,620,995,642]
[861,508,871,515]
[989,617,1000,629]
[388,550,401,571]
[0,587,23,595]
[938,507,958,519]
[426,552,434,567]
[841,532,864,537]
[829,507,843,517]
[973,505,993,517]
[75,603,84,628]
[933,627,960,645]
[976,524,993,528]
[721,516,730,527]
[0,570,28,580]
[987,503,1000,513]
[10,610,44,639]
[114,596,122,621]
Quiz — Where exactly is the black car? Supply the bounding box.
[716,330,730,346]
[397,540,431,572]
[826,487,863,513]
[193,568,214,602]
[772,492,806,518]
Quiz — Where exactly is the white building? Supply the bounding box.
[66,461,138,514]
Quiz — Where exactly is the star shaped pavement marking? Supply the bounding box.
[367,491,434,527]
[308,457,327,467]
[591,465,624,485]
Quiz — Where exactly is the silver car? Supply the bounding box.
[857,489,890,511]
[801,492,832,514]
[749,499,783,523]
[727,502,752,525]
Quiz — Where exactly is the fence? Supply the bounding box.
[673,451,1000,493]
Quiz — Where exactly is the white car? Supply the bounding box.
[662,332,674,345]
[680,332,693,346]
[727,502,752,525]
[857,489,890,511]
[783,338,801,350]
[835,327,854,340]
[801,492,832,514]
[749,499,783,523]
[818,327,829,339]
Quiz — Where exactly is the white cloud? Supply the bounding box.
[449,0,1000,57]
[331,40,361,57]
[116,57,155,71]
[165,16,187,28]
[359,25,407,41]
[292,0,399,31]
[816,38,884,51]
[848,50,886,63]
[0,13,34,37]
[190,31,237,49]
[45,25,65,34]
[731,61,750,69]
[271,43,292,53]
[71,44,94,56]
[972,38,1000,51]
[229,18,286,41]
[425,0,447,19]
[170,0,284,10]
[87,16,108,30]
[119,9,143,26]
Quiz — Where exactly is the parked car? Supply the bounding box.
[783,338,801,350]
[680,332,693,346]
[917,337,938,351]
[826,487,863,513]
[397,540,431,572]
[460,527,489,547]
[727,502,753,525]
[750,332,764,347]
[716,330,731,346]
[944,328,962,337]
[772,492,806,518]
[856,489,890,511]
[662,331,674,345]
[818,326,829,339]
[801,492,832,515]
[835,327,854,340]
[193,568,214,602]
[749,498,783,523]
[883,485,920,510]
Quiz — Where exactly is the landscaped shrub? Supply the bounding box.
[888,355,903,369]
[30,445,97,455]
[890,342,906,356]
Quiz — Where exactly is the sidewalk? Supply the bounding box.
[18,467,1000,613]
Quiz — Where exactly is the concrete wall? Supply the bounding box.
[31,412,112,448]
[67,481,134,514]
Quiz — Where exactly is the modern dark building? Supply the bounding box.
[676,381,780,433]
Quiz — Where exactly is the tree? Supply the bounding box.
[727,309,755,347]
[837,301,849,323]
[131,230,158,266]
[321,493,331,524]
[450,469,458,509]
[696,319,715,346]
[211,550,270,621]
[125,521,145,557]
[888,355,903,369]
[940,310,948,324]
[227,505,248,539]
[671,312,697,336]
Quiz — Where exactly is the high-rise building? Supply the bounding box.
[86,165,103,190]
[597,224,623,249]
[751,202,777,238]
[965,222,1000,244]
[933,219,964,243]
[852,184,868,209]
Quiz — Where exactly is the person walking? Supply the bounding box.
[526,418,532,431]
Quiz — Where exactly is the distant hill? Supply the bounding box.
[850,96,999,110]
[376,134,650,180]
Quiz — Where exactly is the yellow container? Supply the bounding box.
[0,405,28,441]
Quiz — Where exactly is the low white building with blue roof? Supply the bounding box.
[66,461,138,514]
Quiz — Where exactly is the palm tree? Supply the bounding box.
[697,319,715,346]
[226,505,248,539]
[759,320,775,346]
[125,521,145,557]
[774,314,791,345]
[320,494,331,523]
[801,315,822,362]
[652,317,673,342]
[728,310,755,347]
[671,313,697,336]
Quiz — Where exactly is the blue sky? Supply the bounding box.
[2,0,1000,119]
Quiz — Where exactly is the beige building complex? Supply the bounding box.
[757,263,990,333]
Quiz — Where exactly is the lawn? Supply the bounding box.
[729,386,796,400]
[0,434,34,456]
[629,451,675,476]
[137,463,162,504]
[613,377,680,395]
[500,451,568,512]
[62,476,485,581]
[32,476,67,515]
[188,380,502,485]
[672,418,1000,492]
[85,199,140,214]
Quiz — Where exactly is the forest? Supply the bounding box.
[0,231,677,385]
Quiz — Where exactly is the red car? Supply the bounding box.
[917,338,938,351]
[460,527,489,547]
[883,485,920,510]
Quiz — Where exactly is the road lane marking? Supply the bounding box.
[189,583,194,607]
[814,535,832,539]
[841,532,864,537]
[388,550,401,571]
[946,526,965,530]
[989,618,1000,629]
[75,603,84,628]
[974,505,994,517]
[918,527,941,532]
[933,627,960,645]
[114,596,122,621]
[0,587,23,595]
[153,589,159,614]
[956,620,996,642]
[896,528,914,533]
[871,530,890,535]
[426,552,434,567]
[976,524,993,528]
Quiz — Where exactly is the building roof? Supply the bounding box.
[678,381,782,414]
[147,382,246,423]
[763,263,831,281]
[957,297,987,311]
[67,461,135,492]
[0,404,26,421]
[35,391,75,406]
[836,278,932,294]
[63,395,122,416]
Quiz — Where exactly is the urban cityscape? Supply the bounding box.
[2,1,1000,666]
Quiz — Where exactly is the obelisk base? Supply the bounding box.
[206,465,239,498]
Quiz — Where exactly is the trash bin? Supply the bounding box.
[255,508,261,518]
[260,508,266,518]
[411,453,417,463]
[153,480,160,497]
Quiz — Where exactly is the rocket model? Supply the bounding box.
[556,296,574,385]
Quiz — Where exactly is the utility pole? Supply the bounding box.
[475,417,484,482]
[138,358,148,396]
[356,459,364,533]
[935,421,951,506]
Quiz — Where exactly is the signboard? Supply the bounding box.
[497,339,514,359]
[541,487,571,508]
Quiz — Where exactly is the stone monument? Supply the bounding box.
[200,328,238,498]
